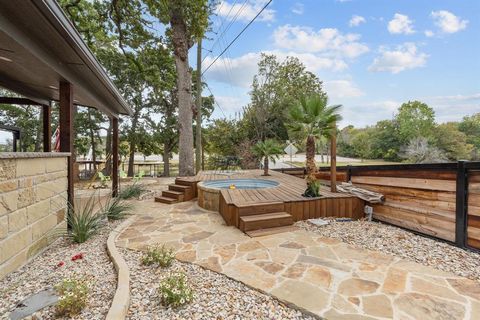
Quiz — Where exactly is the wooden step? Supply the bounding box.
[169,184,191,192]
[155,196,178,204]
[175,178,195,187]
[239,212,294,232]
[163,190,184,201]
[237,202,285,216]
[246,225,299,238]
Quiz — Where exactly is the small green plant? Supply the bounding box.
[67,194,104,243]
[141,244,175,267]
[55,276,89,316]
[118,182,146,199]
[133,170,145,182]
[102,197,133,221]
[303,180,321,197]
[158,273,193,308]
[97,172,111,188]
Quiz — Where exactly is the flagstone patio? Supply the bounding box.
[116,200,480,320]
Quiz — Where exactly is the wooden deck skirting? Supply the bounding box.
[182,170,365,227]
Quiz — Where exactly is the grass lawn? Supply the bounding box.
[288,160,401,167]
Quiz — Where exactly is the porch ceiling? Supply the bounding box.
[0,0,132,117]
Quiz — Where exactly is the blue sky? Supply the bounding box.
[196,0,480,128]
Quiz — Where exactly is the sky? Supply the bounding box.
[196,0,480,128]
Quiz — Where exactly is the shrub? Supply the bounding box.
[102,197,133,221]
[303,180,321,197]
[55,276,89,316]
[141,244,175,267]
[118,183,146,200]
[67,194,104,243]
[158,273,193,308]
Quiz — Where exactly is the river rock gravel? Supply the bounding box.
[122,248,318,320]
[296,218,480,281]
[0,221,119,320]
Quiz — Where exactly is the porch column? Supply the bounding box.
[112,117,119,197]
[330,123,337,193]
[42,103,51,152]
[59,82,74,206]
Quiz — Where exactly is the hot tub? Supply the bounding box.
[197,179,279,211]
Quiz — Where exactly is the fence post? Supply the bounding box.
[346,165,352,183]
[455,160,468,247]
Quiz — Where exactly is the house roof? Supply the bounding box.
[0,0,132,116]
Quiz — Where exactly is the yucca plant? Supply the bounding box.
[66,194,105,243]
[118,182,146,200]
[102,197,133,221]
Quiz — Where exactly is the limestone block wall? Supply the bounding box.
[0,152,70,279]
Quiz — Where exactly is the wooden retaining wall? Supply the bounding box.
[468,170,480,248]
[307,162,480,251]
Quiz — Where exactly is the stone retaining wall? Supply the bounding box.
[0,153,70,279]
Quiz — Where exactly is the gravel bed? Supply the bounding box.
[296,219,480,281]
[0,221,120,320]
[122,248,317,320]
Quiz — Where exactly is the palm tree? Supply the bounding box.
[287,95,342,182]
[251,139,283,176]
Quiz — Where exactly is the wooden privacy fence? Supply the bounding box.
[283,162,480,251]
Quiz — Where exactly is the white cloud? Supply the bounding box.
[388,13,415,34]
[215,95,246,113]
[368,43,428,74]
[216,0,275,22]
[424,30,434,37]
[421,93,480,123]
[291,3,304,15]
[431,10,468,34]
[349,15,366,27]
[324,80,364,99]
[203,50,349,88]
[273,25,369,58]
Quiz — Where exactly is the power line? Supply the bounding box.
[203,80,227,118]
[202,0,273,75]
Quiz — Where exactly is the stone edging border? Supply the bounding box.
[105,217,135,320]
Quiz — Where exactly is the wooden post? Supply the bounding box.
[330,124,337,193]
[59,82,74,207]
[195,38,203,174]
[42,103,51,152]
[112,117,119,197]
[455,160,468,247]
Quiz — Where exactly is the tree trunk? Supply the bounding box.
[171,9,194,176]
[127,141,135,177]
[105,119,112,175]
[87,109,97,172]
[163,146,170,177]
[34,110,42,152]
[263,157,269,176]
[306,135,317,183]
[195,38,202,174]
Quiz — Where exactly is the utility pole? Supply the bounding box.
[195,38,203,174]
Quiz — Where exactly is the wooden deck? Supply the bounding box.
[183,170,365,230]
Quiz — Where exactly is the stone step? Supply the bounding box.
[239,212,294,232]
[237,202,285,216]
[163,190,184,201]
[154,196,178,204]
[246,225,299,238]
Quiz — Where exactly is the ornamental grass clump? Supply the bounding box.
[55,276,89,316]
[118,182,146,199]
[102,197,133,221]
[158,273,193,308]
[141,244,175,267]
[67,194,105,244]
